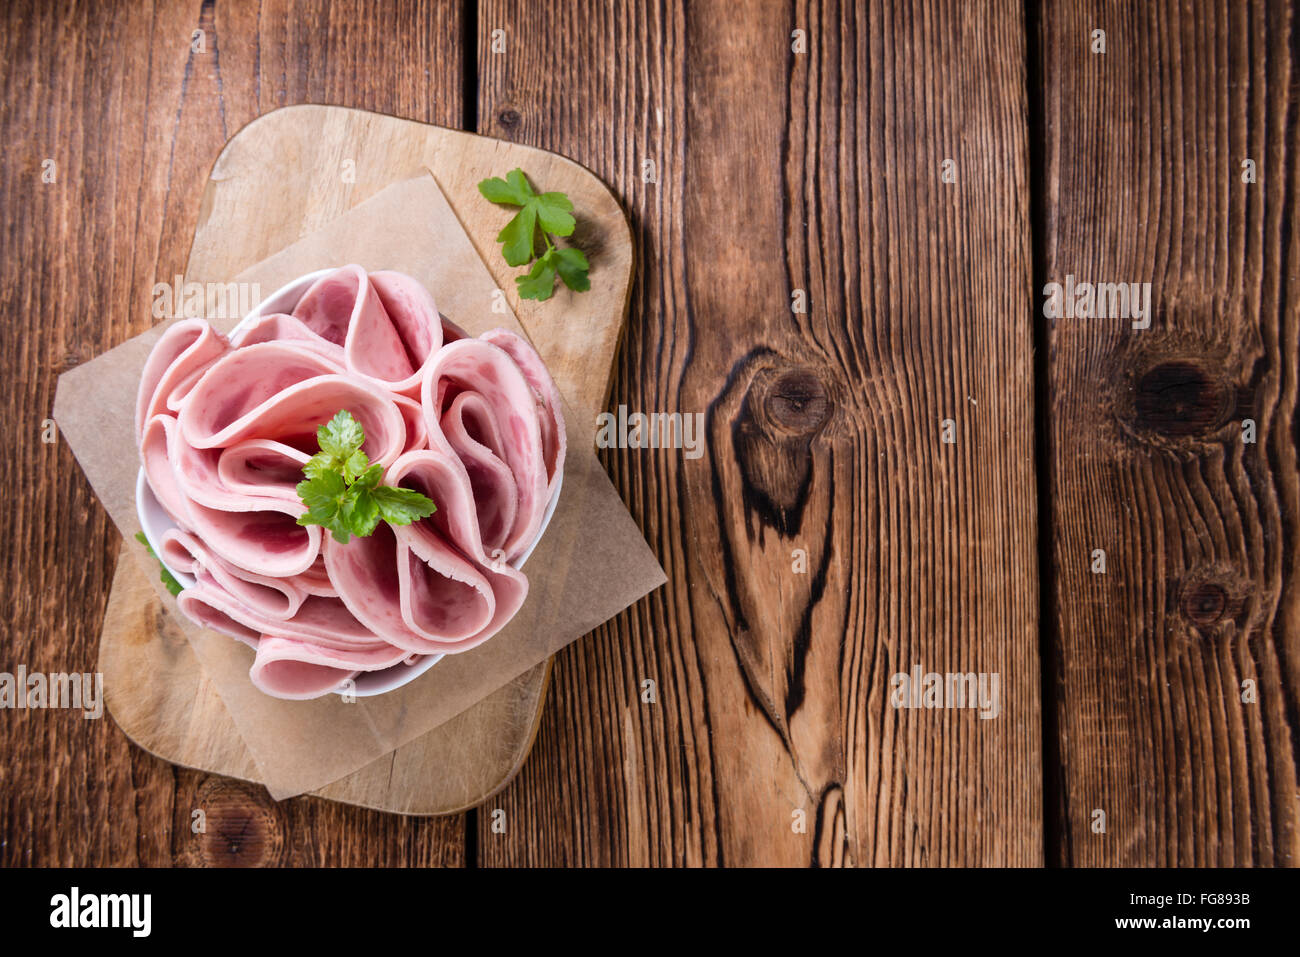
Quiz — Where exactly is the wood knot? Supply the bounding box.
[193,778,284,867]
[1181,581,1228,626]
[496,108,521,130]
[725,361,835,539]
[1133,360,1232,436]
[756,368,832,437]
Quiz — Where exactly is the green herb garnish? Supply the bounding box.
[134,531,184,597]
[478,168,591,302]
[296,411,436,543]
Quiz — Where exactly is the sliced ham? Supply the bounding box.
[147,412,321,578]
[323,521,500,654]
[137,265,564,699]
[480,328,567,502]
[177,344,408,466]
[160,528,308,620]
[291,264,443,395]
[135,319,229,442]
[421,339,551,561]
[229,312,348,368]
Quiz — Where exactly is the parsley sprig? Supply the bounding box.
[296,411,436,543]
[478,168,590,301]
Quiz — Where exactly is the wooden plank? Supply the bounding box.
[0,0,466,866]
[1036,0,1300,865]
[476,0,1041,865]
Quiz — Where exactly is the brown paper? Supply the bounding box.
[52,174,666,800]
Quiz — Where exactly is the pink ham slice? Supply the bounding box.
[291,264,443,395]
[324,521,515,655]
[438,390,518,553]
[178,579,411,698]
[369,270,443,382]
[178,343,407,466]
[421,339,551,562]
[172,435,306,512]
[178,575,408,658]
[216,439,312,503]
[229,312,348,368]
[393,450,528,648]
[480,328,566,502]
[249,637,367,700]
[325,449,528,655]
[135,319,229,442]
[136,265,563,700]
[140,414,196,531]
[288,554,337,598]
[393,394,429,454]
[160,528,308,621]
[143,413,322,578]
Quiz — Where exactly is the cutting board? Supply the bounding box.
[97,104,633,814]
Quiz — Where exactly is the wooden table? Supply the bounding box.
[1,0,1295,867]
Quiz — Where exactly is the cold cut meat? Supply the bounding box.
[136,266,564,699]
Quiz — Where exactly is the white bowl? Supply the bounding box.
[135,268,562,697]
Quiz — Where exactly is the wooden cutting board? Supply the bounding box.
[97,104,633,814]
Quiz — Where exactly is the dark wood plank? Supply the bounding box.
[1037,0,1300,865]
[0,0,466,866]
[477,0,1041,866]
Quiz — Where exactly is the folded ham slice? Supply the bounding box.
[290,264,443,395]
[136,265,564,699]
[421,334,565,561]
[144,412,322,579]
[324,449,529,655]
[136,319,230,442]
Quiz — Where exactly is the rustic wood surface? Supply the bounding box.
[1,0,1296,867]
[1,0,470,866]
[474,0,1042,867]
[1035,0,1299,866]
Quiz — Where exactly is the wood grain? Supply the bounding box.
[476,0,1042,866]
[9,0,1291,869]
[1036,0,1300,865]
[0,0,467,866]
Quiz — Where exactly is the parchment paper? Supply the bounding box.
[52,174,666,799]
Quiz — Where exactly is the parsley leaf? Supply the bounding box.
[517,250,559,301]
[553,245,591,292]
[371,485,440,525]
[535,192,575,235]
[295,411,435,543]
[339,491,381,539]
[498,202,538,267]
[353,462,385,489]
[319,410,364,459]
[297,470,348,541]
[478,168,590,301]
[478,171,531,205]
[506,168,533,201]
[134,531,184,597]
[303,410,368,483]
